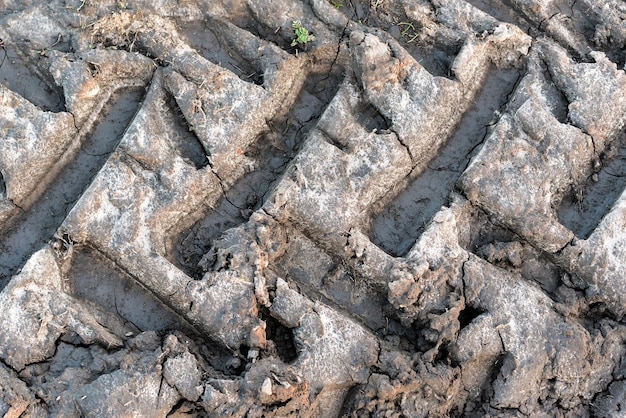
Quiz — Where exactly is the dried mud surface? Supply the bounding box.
[0,0,625,417]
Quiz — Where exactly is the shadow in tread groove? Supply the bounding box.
[69,247,194,333]
[67,246,248,377]
[558,130,626,239]
[165,93,210,169]
[172,72,343,278]
[369,67,520,257]
[464,0,532,32]
[0,87,145,289]
[357,102,391,133]
[0,45,65,112]
[0,172,5,199]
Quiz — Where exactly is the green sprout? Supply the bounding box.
[38,34,63,56]
[330,0,344,8]
[398,22,420,43]
[291,20,316,48]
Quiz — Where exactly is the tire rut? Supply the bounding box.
[0,88,144,287]
[0,1,626,417]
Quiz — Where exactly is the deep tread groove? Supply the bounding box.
[172,70,342,278]
[558,130,626,239]
[0,87,145,287]
[370,67,521,257]
[0,171,5,199]
[0,44,65,112]
[165,93,210,169]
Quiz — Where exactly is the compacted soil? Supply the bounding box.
[0,0,625,416]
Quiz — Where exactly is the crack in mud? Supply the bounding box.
[558,130,626,239]
[370,67,522,257]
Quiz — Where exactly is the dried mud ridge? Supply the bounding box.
[0,0,625,417]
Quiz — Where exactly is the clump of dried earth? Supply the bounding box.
[0,0,625,416]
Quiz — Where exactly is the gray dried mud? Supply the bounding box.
[69,247,191,334]
[0,88,143,287]
[558,129,626,239]
[0,46,65,112]
[0,0,626,417]
[370,66,521,257]
[173,70,342,279]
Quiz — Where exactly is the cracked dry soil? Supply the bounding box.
[0,0,626,417]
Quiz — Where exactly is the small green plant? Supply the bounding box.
[330,0,344,8]
[291,20,315,48]
[398,21,419,43]
[38,34,63,56]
